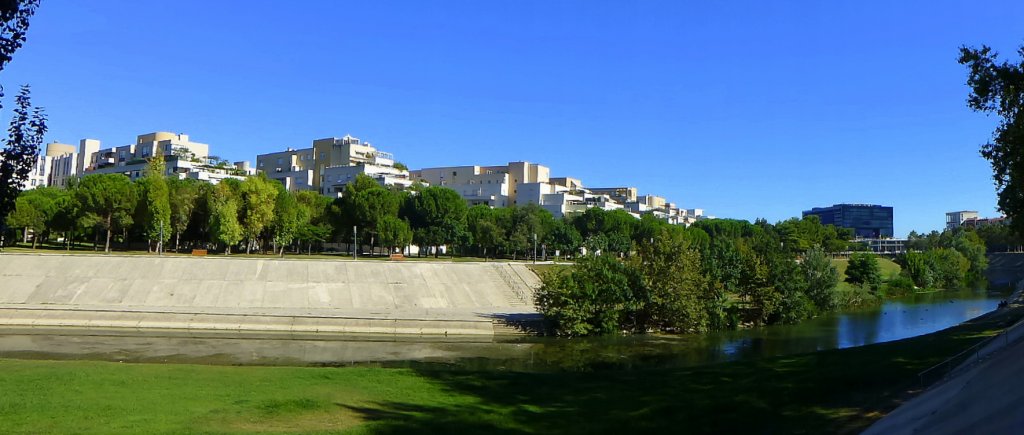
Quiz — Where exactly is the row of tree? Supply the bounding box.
[537,217,855,336]
[899,228,988,289]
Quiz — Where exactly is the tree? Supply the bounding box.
[535,254,642,336]
[630,227,710,333]
[0,1,41,248]
[167,178,200,252]
[209,183,242,254]
[271,185,299,256]
[75,174,136,253]
[845,252,882,291]
[901,251,935,288]
[403,186,467,257]
[546,219,582,259]
[295,190,332,254]
[802,247,840,312]
[238,174,278,254]
[352,187,401,255]
[5,188,53,247]
[0,84,46,243]
[376,215,412,254]
[139,156,170,252]
[960,45,1024,236]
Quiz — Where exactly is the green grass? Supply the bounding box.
[2,307,1020,434]
[832,257,902,280]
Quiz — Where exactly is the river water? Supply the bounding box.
[0,289,1002,372]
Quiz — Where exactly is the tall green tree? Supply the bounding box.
[376,215,412,254]
[403,186,467,257]
[167,178,200,252]
[630,227,710,333]
[0,84,46,243]
[271,185,299,256]
[0,1,42,246]
[5,187,56,247]
[139,156,170,251]
[960,45,1024,236]
[845,252,882,291]
[802,247,840,312]
[75,174,137,253]
[238,174,278,254]
[209,183,242,255]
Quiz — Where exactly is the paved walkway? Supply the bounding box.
[864,319,1024,434]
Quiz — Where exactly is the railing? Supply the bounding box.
[917,312,1024,388]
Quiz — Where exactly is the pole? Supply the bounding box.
[159,220,164,256]
[353,225,357,260]
[533,233,537,264]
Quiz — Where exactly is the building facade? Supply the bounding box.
[803,203,894,238]
[256,135,407,193]
[945,210,980,230]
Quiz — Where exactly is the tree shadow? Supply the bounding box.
[479,312,549,335]
[345,307,1024,434]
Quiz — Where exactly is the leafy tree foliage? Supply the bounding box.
[802,247,840,311]
[75,174,136,253]
[209,183,242,254]
[845,253,882,291]
[0,85,45,237]
[960,45,1024,236]
[403,186,467,257]
[238,174,278,254]
[167,178,200,252]
[138,156,170,250]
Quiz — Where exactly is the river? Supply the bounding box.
[0,289,1003,372]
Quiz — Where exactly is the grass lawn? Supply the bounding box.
[1,307,1019,434]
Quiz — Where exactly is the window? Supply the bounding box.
[259,161,264,167]
[277,158,283,165]
[320,152,326,159]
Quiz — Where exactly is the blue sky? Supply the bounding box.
[4,1,1023,236]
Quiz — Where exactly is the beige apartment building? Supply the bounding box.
[412,161,549,207]
[256,134,408,193]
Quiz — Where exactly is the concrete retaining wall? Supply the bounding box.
[0,254,542,336]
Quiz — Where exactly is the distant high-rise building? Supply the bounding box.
[802,203,894,238]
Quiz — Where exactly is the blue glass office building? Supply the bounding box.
[802,204,894,238]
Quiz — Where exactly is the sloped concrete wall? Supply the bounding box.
[0,254,540,335]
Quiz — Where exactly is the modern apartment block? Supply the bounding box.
[256,134,411,195]
[803,203,894,238]
[946,210,1008,229]
[82,132,252,183]
[412,161,709,225]
[945,210,980,230]
[413,161,550,207]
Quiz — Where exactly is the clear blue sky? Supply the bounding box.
[4,1,1023,236]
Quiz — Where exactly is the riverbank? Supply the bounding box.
[0,253,542,336]
[2,306,1020,434]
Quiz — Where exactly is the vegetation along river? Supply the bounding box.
[0,289,1001,372]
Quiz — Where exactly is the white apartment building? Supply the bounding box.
[412,161,550,208]
[256,135,408,193]
[321,163,414,197]
[83,132,252,183]
[946,210,980,230]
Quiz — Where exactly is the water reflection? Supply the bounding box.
[0,289,1002,372]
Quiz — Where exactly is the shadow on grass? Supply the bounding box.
[346,307,1024,435]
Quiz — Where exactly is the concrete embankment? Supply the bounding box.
[0,254,542,336]
[864,320,1024,434]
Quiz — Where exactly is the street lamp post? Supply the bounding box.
[353,225,357,260]
[533,233,537,264]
